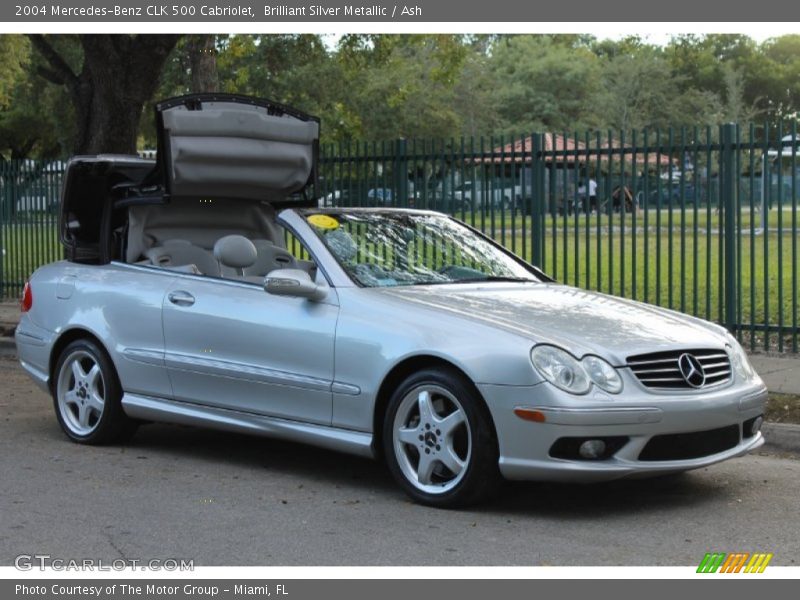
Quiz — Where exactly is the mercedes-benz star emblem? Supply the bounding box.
[678,353,706,388]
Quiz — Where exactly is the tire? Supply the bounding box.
[382,368,501,508]
[52,339,137,444]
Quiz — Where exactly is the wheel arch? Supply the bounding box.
[49,328,115,391]
[371,354,498,461]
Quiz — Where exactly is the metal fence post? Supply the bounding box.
[531,132,544,267]
[395,138,408,208]
[721,123,738,334]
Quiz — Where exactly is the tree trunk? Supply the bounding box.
[188,35,218,93]
[29,34,181,155]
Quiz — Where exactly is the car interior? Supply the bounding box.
[61,95,322,284]
[124,196,317,284]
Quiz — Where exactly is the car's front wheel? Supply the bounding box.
[53,339,137,444]
[383,368,500,507]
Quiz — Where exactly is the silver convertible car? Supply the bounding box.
[16,94,767,507]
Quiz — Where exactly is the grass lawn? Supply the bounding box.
[453,205,800,234]
[0,219,62,297]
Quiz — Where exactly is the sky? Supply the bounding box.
[321,29,794,51]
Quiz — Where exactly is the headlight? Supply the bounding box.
[531,346,623,395]
[727,336,756,381]
[582,355,624,394]
[531,345,591,394]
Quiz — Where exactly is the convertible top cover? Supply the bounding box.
[156,94,320,202]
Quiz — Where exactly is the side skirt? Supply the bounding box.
[121,393,375,459]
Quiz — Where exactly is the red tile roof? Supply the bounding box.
[483,134,675,166]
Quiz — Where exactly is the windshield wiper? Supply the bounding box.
[414,275,537,286]
[455,276,537,283]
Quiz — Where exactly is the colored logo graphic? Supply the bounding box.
[697,552,773,573]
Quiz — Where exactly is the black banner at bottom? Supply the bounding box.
[3,579,797,600]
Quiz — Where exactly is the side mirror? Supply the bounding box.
[264,268,328,302]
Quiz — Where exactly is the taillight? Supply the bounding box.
[21,282,32,313]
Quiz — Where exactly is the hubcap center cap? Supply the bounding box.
[423,431,437,447]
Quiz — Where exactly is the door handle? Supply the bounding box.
[168,291,195,307]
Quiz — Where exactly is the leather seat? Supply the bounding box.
[144,239,221,276]
[242,239,296,277]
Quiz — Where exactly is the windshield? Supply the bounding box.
[304,211,540,287]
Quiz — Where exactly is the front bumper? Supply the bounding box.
[478,380,767,482]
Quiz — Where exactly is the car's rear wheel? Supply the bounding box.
[383,368,500,507]
[53,339,136,444]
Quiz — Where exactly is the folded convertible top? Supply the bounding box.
[155,93,320,202]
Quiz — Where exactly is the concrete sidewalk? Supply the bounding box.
[0,301,18,338]
[749,355,800,396]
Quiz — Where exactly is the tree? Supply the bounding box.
[0,35,75,159]
[158,34,219,97]
[596,49,718,131]
[452,36,503,137]
[488,35,601,134]
[187,35,218,93]
[665,34,771,124]
[716,62,762,123]
[0,73,75,159]
[337,35,468,140]
[758,35,800,122]
[0,36,29,109]
[27,34,180,154]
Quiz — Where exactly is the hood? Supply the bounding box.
[154,94,320,203]
[377,283,728,364]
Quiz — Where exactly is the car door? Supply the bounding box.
[160,275,338,425]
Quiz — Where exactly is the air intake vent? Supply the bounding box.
[639,425,740,461]
[627,348,731,390]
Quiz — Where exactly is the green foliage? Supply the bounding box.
[7,32,800,155]
[0,36,30,109]
[489,36,601,134]
[0,36,76,159]
[336,35,467,140]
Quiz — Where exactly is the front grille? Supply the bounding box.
[627,348,732,390]
[639,425,740,461]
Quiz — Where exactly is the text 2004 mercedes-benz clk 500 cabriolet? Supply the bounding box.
[16,94,766,507]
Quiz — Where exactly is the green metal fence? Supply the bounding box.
[0,159,64,302]
[2,123,799,352]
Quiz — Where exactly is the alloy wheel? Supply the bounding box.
[392,384,472,494]
[56,350,106,436]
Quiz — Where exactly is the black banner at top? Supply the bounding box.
[2,0,798,22]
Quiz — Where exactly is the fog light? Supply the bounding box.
[578,439,606,459]
[750,416,764,436]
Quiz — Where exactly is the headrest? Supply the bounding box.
[213,235,257,269]
[325,228,358,262]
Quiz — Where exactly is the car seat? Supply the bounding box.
[144,239,221,276]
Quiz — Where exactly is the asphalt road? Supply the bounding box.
[1,355,798,566]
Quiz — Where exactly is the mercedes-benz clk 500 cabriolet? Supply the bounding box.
[15,94,767,507]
